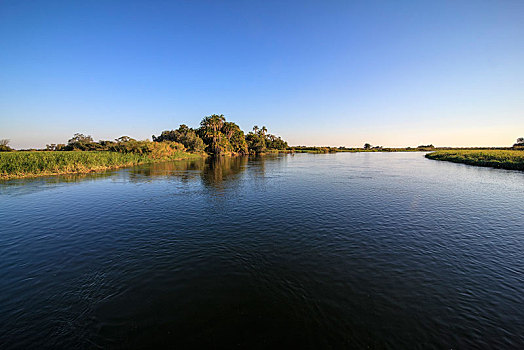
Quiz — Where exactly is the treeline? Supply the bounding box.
[42,114,288,156]
[153,114,288,155]
[292,144,438,153]
[44,134,186,160]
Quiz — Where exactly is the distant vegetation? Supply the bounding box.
[425,149,524,171]
[0,139,13,152]
[291,144,436,153]
[514,137,524,149]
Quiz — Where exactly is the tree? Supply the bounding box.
[417,144,434,150]
[115,136,135,143]
[199,114,226,154]
[221,122,236,141]
[222,122,248,154]
[0,139,13,152]
[68,133,93,145]
[517,137,524,145]
[246,125,289,153]
[153,125,205,152]
[265,134,288,150]
[246,132,266,153]
[364,143,371,150]
[64,133,99,151]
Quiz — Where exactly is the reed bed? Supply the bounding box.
[0,150,196,179]
[425,150,524,171]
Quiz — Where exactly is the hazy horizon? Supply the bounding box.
[1,0,523,149]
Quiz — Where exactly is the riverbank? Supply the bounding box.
[290,147,447,153]
[0,151,203,180]
[425,150,524,171]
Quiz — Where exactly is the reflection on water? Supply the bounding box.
[200,156,249,190]
[1,155,284,196]
[0,171,118,196]
[128,157,207,182]
[129,156,252,190]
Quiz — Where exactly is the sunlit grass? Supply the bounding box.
[0,150,199,179]
[425,150,524,171]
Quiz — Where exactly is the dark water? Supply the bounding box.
[1,153,523,349]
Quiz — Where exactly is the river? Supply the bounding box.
[1,152,523,348]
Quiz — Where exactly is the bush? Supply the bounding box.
[153,125,205,152]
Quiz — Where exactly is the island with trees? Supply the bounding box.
[0,114,289,179]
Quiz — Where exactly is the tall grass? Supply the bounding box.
[425,150,524,171]
[0,150,198,179]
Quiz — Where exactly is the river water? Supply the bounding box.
[1,153,523,348]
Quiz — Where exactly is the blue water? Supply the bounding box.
[1,153,523,348]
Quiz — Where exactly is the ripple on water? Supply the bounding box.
[0,153,523,348]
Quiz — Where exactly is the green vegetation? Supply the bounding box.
[0,142,199,179]
[197,115,248,155]
[245,125,288,154]
[152,125,205,152]
[513,137,524,150]
[153,115,287,156]
[291,145,436,153]
[0,139,14,152]
[1,151,147,179]
[425,150,524,171]
[1,114,290,179]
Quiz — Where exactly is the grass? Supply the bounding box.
[425,150,524,171]
[0,150,201,180]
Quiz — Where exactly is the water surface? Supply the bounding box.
[1,153,523,348]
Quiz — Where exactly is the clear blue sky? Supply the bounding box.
[1,0,523,149]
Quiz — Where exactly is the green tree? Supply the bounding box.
[364,143,371,150]
[66,133,99,150]
[153,125,205,152]
[199,114,226,154]
[246,126,288,153]
[246,132,266,154]
[266,134,288,150]
[514,137,524,148]
[0,139,13,152]
[222,122,248,154]
[115,136,136,143]
[68,133,93,144]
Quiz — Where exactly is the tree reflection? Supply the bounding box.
[200,156,249,190]
[1,155,286,196]
[128,158,207,183]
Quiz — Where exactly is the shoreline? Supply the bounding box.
[425,150,524,171]
[0,151,204,181]
[3,149,523,181]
